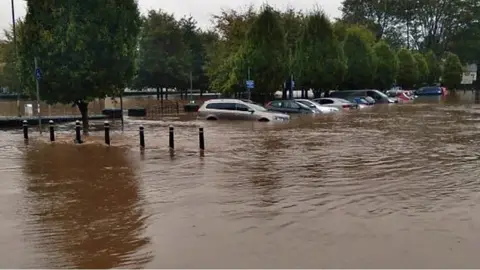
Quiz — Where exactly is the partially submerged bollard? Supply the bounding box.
[169,125,174,149]
[104,121,110,146]
[49,120,55,142]
[23,120,28,140]
[139,125,145,148]
[75,120,82,144]
[199,127,205,151]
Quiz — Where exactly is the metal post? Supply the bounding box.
[49,120,55,142]
[290,74,294,99]
[104,121,110,145]
[169,125,174,149]
[22,120,28,140]
[34,57,42,134]
[199,127,205,150]
[75,120,82,144]
[189,71,193,101]
[139,125,145,148]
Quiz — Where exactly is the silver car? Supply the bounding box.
[312,97,358,110]
[198,99,290,122]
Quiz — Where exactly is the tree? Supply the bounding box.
[242,5,287,101]
[295,11,346,96]
[396,48,418,88]
[442,52,463,89]
[413,52,429,86]
[18,0,141,132]
[342,26,376,89]
[206,7,256,95]
[134,10,190,99]
[425,50,442,84]
[0,20,23,93]
[373,41,398,90]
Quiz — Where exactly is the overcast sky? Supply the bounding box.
[1,0,342,35]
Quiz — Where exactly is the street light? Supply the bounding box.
[10,0,20,116]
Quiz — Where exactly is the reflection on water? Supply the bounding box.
[1,92,480,268]
[21,143,152,268]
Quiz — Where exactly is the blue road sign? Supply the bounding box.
[35,68,41,80]
[291,80,295,89]
[246,80,254,89]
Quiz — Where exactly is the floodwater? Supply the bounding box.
[1,91,480,268]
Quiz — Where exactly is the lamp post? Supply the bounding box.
[11,0,20,116]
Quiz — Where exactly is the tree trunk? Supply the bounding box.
[120,95,124,132]
[156,87,160,100]
[77,101,89,134]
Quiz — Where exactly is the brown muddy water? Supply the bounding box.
[1,92,480,268]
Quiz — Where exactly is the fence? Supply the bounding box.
[0,99,105,117]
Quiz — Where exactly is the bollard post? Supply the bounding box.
[169,125,174,149]
[104,121,110,145]
[139,125,145,148]
[75,120,82,144]
[199,127,205,150]
[23,120,28,140]
[49,120,55,142]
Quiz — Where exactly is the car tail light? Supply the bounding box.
[342,104,351,109]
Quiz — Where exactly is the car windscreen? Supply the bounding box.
[248,103,268,112]
[296,100,316,108]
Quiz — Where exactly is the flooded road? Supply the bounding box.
[1,92,480,268]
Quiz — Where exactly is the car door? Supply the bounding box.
[235,103,254,120]
[217,102,239,120]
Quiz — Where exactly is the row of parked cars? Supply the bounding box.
[197,88,424,122]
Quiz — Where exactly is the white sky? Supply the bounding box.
[1,0,342,35]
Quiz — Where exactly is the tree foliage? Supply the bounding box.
[18,0,141,130]
[373,41,398,90]
[442,52,463,89]
[295,11,346,95]
[425,50,442,84]
[342,26,376,89]
[413,52,429,86]
[396,48,419,88]
[243,5,287,100]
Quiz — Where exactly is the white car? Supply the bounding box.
[294,99,340,113]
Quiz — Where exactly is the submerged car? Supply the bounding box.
[329,89,397,103]
[312,97,358,110]
[294,99,340,113]
[415,86,443,96]
[198,99,290,122]
[265,100,318,114]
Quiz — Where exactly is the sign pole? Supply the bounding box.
[34,57,41,133]
[247,67,251,100]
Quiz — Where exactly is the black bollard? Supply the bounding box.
[104,121,110,145]
[49,120,55,142]
[75,120,82,144]
[199,127,205,150]
[139,125,145,148]
[169,125,174,149]
[23,120,28,140]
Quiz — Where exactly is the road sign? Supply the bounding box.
[246,80,254,89]
[35,68,41,80]
[291,80,295,89]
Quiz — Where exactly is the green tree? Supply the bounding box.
[243,5,287,101]
[396,48,418,88]
[373,41,398,90]
[18,0,141,131]
[442,52,463,89]
[425,50,442,84]
[0,20,23,94]
[413,52,429,86]
[206,7,256,95]
[342,26,376,89]
[134,10,190,99]
[296,11,346,96]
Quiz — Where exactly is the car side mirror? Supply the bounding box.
[248,109,254,114]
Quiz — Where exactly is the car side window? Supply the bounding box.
[235,103,250,112]
[286,101,300,109]
[206,103,236,110]
[270,101,283,107]
[320,99,334,104]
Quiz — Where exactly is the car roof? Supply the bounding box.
[317,97,350,102]
[204,98,244,103]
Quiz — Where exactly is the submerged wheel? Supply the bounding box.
[258,118,270,122]
[206,116,218,120]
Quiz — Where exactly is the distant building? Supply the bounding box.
[461,63,477,85]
